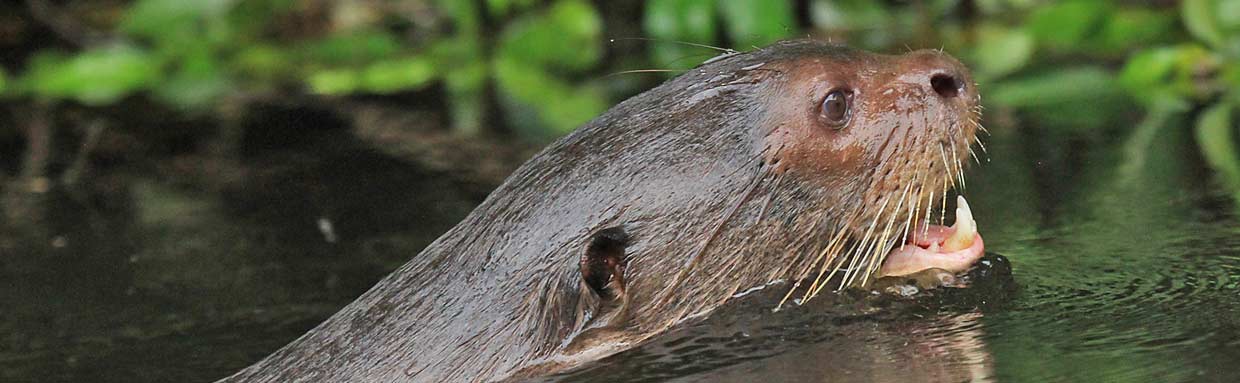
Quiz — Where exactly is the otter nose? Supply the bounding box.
[903,50,972,101]
[930,72,964,99]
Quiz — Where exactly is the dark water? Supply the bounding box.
[2,114,1239,382]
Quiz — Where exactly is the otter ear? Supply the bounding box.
[565,227,632,353]
[580,227,629,301]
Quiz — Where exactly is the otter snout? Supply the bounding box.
[897,50,978,105]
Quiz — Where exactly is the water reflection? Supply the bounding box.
[698,312,994,383]
[553,255,1013,382]
[0,123,487,382]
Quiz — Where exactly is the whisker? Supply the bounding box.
[900,183,920,250]
[937,144,954,189]
[811,239,853,298]
[844,230,883,289]
[949,144,964,189]
[609,37,736,53]
[837,235,873,291]
[806,238,847,300]
[860,182,911,286]
[940,176,949,226]
[606,69,685,77]
[794,223,850,305]
[835,196,890,291]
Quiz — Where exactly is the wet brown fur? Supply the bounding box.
[218,40,981,383]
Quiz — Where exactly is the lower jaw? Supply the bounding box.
[877,225,985,278]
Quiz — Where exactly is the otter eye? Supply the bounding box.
[820,90,851,128]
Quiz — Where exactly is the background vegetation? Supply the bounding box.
[1,0,1239,204]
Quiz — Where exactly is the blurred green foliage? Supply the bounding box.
[644,0,794,69]
[4,0,612,136]
[1178,0,1240,204]
[4,0,1240,203]
[22,45,160,105]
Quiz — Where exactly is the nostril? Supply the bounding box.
[930,73,963,98]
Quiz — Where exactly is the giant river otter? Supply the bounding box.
[219,39,986,382]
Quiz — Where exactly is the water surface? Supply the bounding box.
[1,115,1238,382]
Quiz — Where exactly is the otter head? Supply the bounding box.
[540,40,985,372]
[757,44,985,289]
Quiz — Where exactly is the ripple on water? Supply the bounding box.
[982,220,1240,382]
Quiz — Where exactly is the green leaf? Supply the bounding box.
[1223,63,1240,90]
[152,47,230,108]
[487,0,511,15]
[493,57,607,135]
[809,0,890,31]
[1118,47,1184,105]
[493,0,604,136]
[644,0,720,69]
[232,44,293,82]
[227,0,297,38]
[717,0,796,48]
[303,30,402,66]
[438,0,482,34]
[1096,9,1176,53]
[154,69,230,109]
[1219,0,1240,30]
[989,67,1132,129]
[498,0,602,70]
[307,69,360,95]
[486,0,538,16]
[441,52,488,94]
[1195,102,1240,202]
[972,25,1034,81]
[1119,98,1190,184]
[989,67,1117,108]
[428,34,482,63]
[1119,44,1215,105]
[1026,0,1108,49]
[361,57,437,94]
[808,0,893,48]
[1183,0,1225,48]
[430,38,489,134]
[645,0,717,43]
[22,45,160,105]
[122,0,238,38]
[302,56,438,96]
[442,61,488,136]
[122,0,239,53]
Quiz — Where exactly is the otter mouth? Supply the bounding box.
[878,195,984,277]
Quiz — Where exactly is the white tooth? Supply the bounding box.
[956,195,975,232]
[942,195,976,252]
